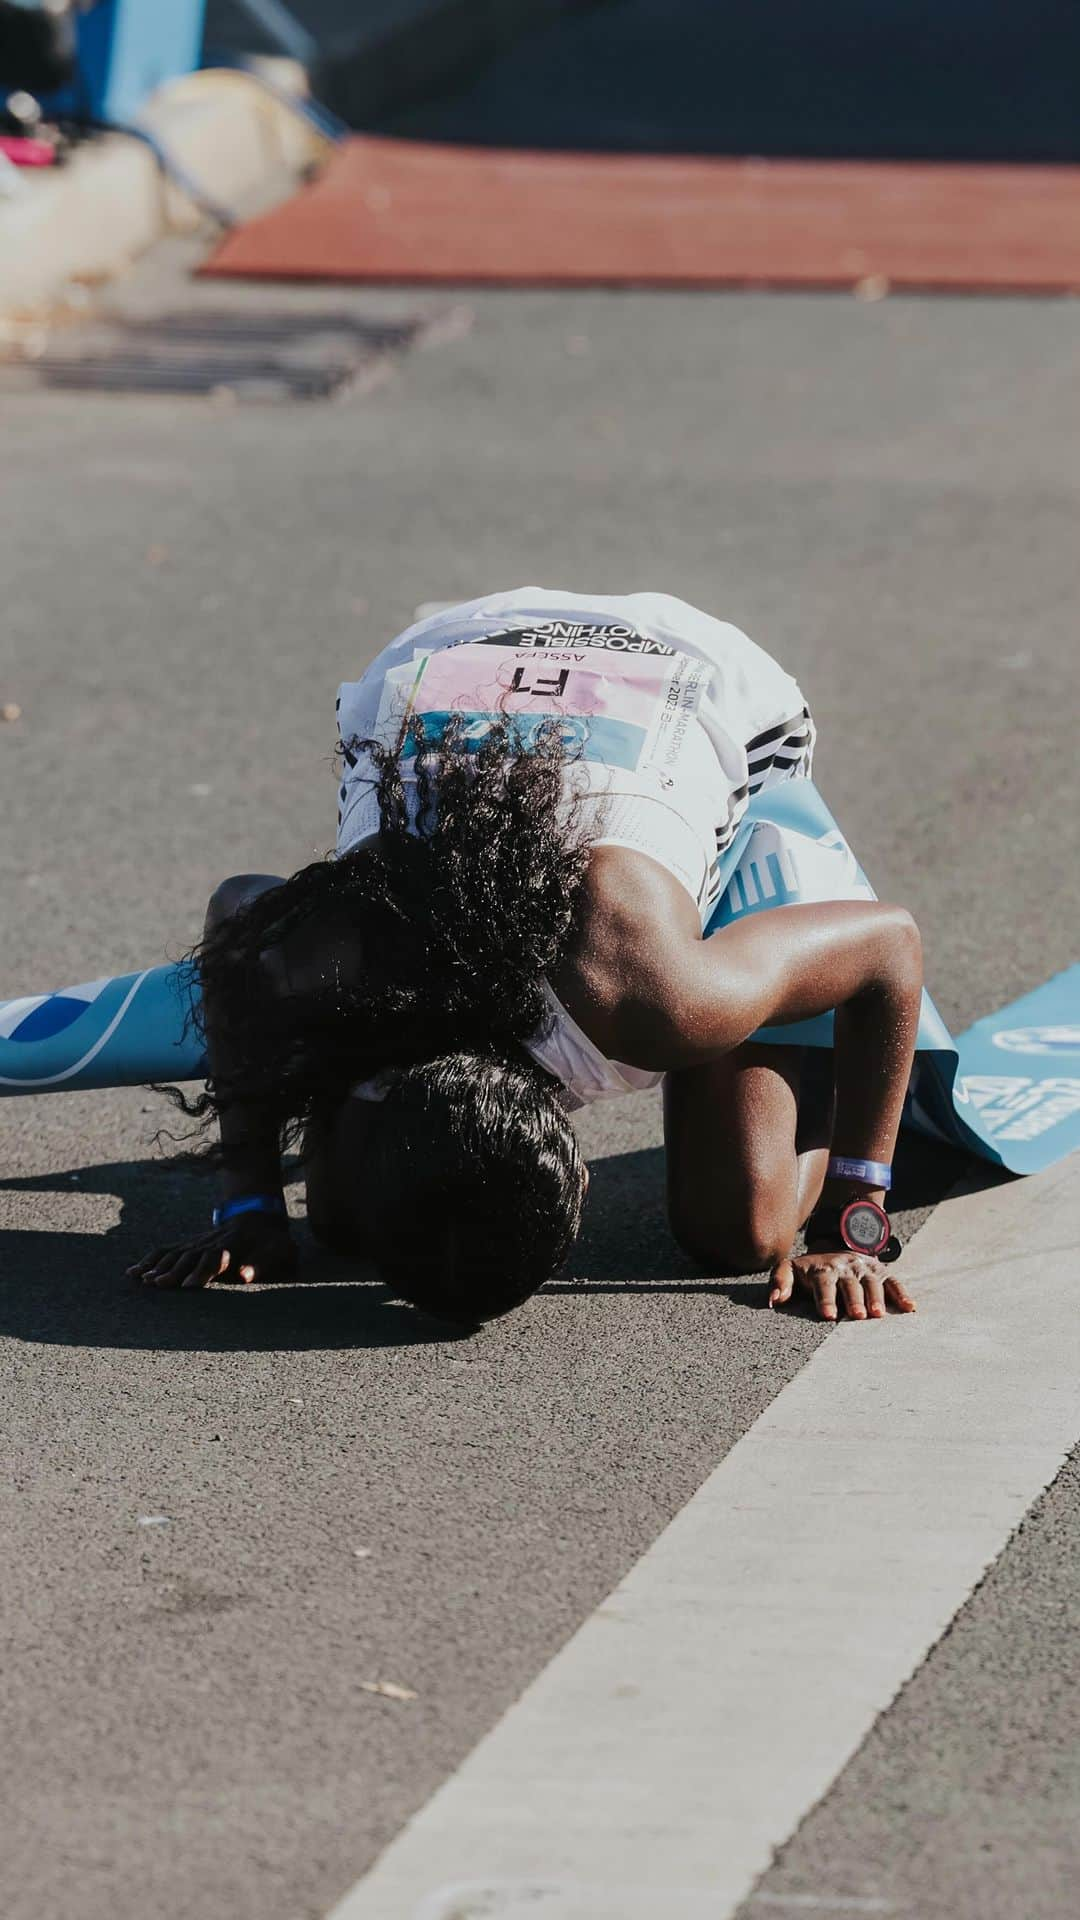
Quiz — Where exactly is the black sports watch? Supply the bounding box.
[805,1197,902,1262]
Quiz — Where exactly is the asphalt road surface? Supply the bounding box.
[2,254,1079,1919]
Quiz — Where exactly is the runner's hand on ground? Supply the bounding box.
[128,1212,298,1290]
[769,1251,916,1322]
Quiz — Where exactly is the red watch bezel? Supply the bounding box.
[839,1197,891,1256]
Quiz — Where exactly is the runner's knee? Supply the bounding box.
[204,873,284,934]
[669,1184,796,1275]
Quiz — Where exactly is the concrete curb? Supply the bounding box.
[0,68,326,320]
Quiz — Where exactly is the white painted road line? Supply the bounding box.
[326,1160,1080,1920]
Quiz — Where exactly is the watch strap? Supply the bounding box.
[826,1155,892,1191]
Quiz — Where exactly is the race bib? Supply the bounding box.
[373,642,709,777]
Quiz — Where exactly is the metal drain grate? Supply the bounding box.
[0,309,425,402]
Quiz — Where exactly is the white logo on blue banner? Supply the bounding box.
[992,1026,1080,1056]
[0,978,110,1043]
[958,1074,1080,1143]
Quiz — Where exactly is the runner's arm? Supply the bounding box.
[201,873,289,1202]
[130,876,295,1289]
[614,898,923,1173]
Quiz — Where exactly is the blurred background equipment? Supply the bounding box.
[205,1,605,125]
[75,0,206,121]
[0,0,84,97]
[202,0,1080,164]
[0,1,207,121]
[205,0,317,66]
[368,0,1080,164]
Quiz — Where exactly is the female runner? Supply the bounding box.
[131,588,921,1327]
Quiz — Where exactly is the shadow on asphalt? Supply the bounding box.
[0,1158,462,1353]
[0,1129,985,1350]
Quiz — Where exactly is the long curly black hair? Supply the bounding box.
[166,713,595,1164]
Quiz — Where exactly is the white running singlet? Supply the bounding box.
[335,587,816,1107]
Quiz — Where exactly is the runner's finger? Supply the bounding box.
[885,1273,917,1313]
[812,1266,839,1322]
[127,1244,175,1277]
[863,1266,887,1318]
[206,1248,256,1287]
[769,1258,795,1308]
[149,1242,211,1288]
[182,1246,229,1290]
[147,1251,198,1289]
[838,1270,867,1320]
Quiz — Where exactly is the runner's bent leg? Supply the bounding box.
[663,1041,833,1274]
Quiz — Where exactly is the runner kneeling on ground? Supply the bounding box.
[131,589,921,1327]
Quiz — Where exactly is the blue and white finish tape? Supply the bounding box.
[0,964,204,1094]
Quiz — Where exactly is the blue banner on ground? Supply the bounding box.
[1,782,1077,1175]
[0,964,204,1095]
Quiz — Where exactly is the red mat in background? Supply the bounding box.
[203,137,1080,291]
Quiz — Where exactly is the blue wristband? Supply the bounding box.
[826,1156,892,1192]
[212,1193,288,1229]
